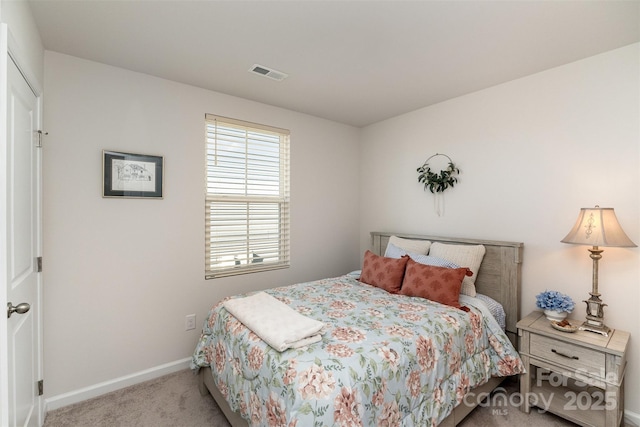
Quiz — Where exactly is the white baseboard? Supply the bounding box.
[626,409,640,427]
[44,357,191,412]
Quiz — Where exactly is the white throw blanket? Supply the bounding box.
[223,292,324,352]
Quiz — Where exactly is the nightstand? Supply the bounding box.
[517,311,629,427]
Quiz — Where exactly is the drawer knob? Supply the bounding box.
[551,349,579,360]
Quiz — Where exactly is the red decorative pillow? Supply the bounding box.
[400,259,473,309]
[360,251,409,294]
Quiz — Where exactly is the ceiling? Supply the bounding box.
[28,0,640,127]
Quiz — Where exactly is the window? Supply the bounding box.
[205,114,290,278]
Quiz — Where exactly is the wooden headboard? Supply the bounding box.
[371,232,523,347]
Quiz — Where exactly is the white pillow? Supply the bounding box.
[428,242,486,297]
[384,236,431,257]
[385,243,460,268]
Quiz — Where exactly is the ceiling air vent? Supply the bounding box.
[249,64,288,81]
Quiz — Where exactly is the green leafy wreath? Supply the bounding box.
[417,154,460,193]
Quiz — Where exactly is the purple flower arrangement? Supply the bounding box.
[535,290,575,313]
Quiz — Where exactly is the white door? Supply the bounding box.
[1,39,44,427]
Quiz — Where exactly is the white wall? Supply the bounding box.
[42,51,361,398]
[359,43,640,417]
[0,0,43,87]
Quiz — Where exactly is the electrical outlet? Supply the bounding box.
[185,314,196,331]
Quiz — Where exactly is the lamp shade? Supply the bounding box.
[561,207,636,247]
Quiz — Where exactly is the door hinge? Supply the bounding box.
[35,130,48,148]
[36,256,42,273]
[38,380,43,396]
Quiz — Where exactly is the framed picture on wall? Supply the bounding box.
[103,150,164,198]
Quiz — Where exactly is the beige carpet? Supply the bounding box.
[44,370,229,427]
[44,370,634,427]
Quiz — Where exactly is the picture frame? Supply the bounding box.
[103,150,164,198]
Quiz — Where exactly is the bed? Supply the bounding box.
[191,232,524,426]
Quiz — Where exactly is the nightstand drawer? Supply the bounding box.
[530,334,605,375]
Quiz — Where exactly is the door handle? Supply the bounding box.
[7,302,30,318]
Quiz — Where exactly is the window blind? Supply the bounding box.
[205,114,290,278]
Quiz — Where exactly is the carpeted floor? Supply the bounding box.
[43,369,635,427]
[44,370,229,427]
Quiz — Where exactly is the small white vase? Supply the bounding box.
[544,309,567,322]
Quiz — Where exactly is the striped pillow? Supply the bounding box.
[385,243,460,269]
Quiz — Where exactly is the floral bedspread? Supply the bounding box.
[191,275,524,427]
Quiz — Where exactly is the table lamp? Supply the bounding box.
[561,206,636,336]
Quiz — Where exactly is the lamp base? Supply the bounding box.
[581,291,611,337]
[578,321,611,337]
